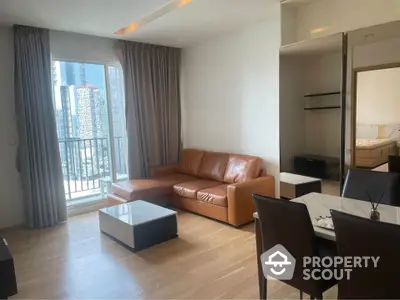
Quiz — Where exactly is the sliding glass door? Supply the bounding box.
[107,65,128,182]
[52,61,127,203]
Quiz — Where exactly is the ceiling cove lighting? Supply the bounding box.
[114,0,193,35]
[310,27,329,34]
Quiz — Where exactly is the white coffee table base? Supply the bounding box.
[99,200,178,251]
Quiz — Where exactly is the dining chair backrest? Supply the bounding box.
[331,209,400,299]
[253,194,326,296]
[388,155,400,173]
[341,168,400,206]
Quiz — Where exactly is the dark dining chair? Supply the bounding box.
[331,209,400,299]
[341,169,400,206]
[253,194,337,300]
[388,155,400,173]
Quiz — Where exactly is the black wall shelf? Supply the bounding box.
[304,92,341,97]
[304,106,341,111]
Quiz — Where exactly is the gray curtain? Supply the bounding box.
[116,41,181,179]
[14,25,67,228]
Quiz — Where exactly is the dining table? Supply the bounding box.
[253,192,400,299]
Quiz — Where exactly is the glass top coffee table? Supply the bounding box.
[99,200,178,251]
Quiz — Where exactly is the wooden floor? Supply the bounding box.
[322,180,340,197]
[3,210,337,299]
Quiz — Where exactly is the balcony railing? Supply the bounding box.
[59,137,127,201]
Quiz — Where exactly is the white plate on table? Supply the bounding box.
[314,217,334,230]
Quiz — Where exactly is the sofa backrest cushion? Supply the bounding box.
[198,152,229,182]
[179,149,205,176]
[223,154,262,183]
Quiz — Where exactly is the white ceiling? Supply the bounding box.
[0,0,277,47]
[0,0,170,36]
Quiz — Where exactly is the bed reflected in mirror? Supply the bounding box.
[354,65,400,172]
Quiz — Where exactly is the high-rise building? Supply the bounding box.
[76,85,106,139]
[76,85,108,179]
[60,86,73,138]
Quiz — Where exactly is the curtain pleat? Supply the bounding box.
[116,41,182,179]
[14,25,67,228]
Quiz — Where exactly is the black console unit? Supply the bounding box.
[294,154,339,180]
[0,237,17,299]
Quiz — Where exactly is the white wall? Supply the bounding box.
[181,8,281,192]
[357,67,400,125]
[0,27,24,228]
[295,0,400,42]
[352,37,400,68]
[281,5,297,46]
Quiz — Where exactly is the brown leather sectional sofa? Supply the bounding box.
[108,149,275,227]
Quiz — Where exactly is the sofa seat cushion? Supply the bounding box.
[197,184,228,207]
[173,180,220,199]
[112,173,197,200]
